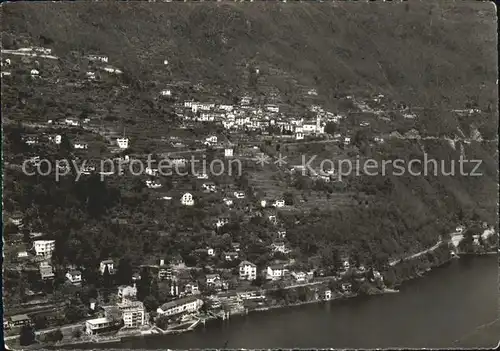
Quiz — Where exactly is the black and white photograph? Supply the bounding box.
[1,0,499,349]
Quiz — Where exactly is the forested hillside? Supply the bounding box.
[2,1,497,109]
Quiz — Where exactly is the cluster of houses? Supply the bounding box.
[178,99,343,141]
[6,204,389,336]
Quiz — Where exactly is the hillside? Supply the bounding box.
[2,1,497,109]
[1,0,498,317]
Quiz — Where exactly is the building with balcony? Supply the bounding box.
[118,300,146,328]
[33,240,55,258]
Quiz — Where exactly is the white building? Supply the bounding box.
[17,251,29,258]
[145,167,158,176]
[161,89,172,96]
[65,118,80,126]
[39,261,55,280]
[170,157,187,167]
[341,282,352,293]
[344,137,351,145]
[30,69,39,77]
[74,142,88,149]
[234,191,245,199]
[205,135,217,146]
[207,247,215,256]
[145,180,162,189]
[50,135,62,144]
[223,251,239,261]
[215,217,229,228]
[266,265,286,280]
[156,297,203,317]
[66,270,82,284]
[205,274,220,285]
[271,241,287,253]
[291,271,307,282]
[202,182,217,193]
[239,261,257,281]
[33,240,55,258]
[99,260,114,275]
[268,215,278,225]
[240,96,252,105]
[116,138,129,149]
[219,104,234,112]
[118,300,146,327]
[118,285,137,301]
[181,192,194,206]
[224,148,234,157]
[302,124,317,134]
[103,67,122,74]
[87,55,108,63]
[273,199,285,208]
[85,317,113,335]
[266,105,279,113]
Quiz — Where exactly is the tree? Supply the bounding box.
[72,328,82,339]
[45,329,64,343]
[63,303,87,323]
[458,230,474,253]
[59,134,73,155]
[137,268,152,301]
[283,192,294,205]
[251,275,265,287]
[102,265,113,288]
[324,122,337,135]
[4,222,19,236]
[116,257,133,285]
[32,315,48,330]
[19,325,36,346]
[156,315,170,329]
[143,295,159,312]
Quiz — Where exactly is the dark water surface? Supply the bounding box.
[80,256,499,349]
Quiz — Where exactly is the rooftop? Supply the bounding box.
[159,296,200,311]
[239,260,256,267]
[86,317,112,325]
[11,314,30,322]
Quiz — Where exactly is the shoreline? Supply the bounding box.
[43,253,493,348]
[248,287,400,314]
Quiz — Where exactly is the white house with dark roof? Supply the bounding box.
[66,270,82,284]
[266,264,286,280]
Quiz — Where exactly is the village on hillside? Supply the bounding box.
[2,41,497,348]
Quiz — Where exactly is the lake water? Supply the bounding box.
[82,255,499,349]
